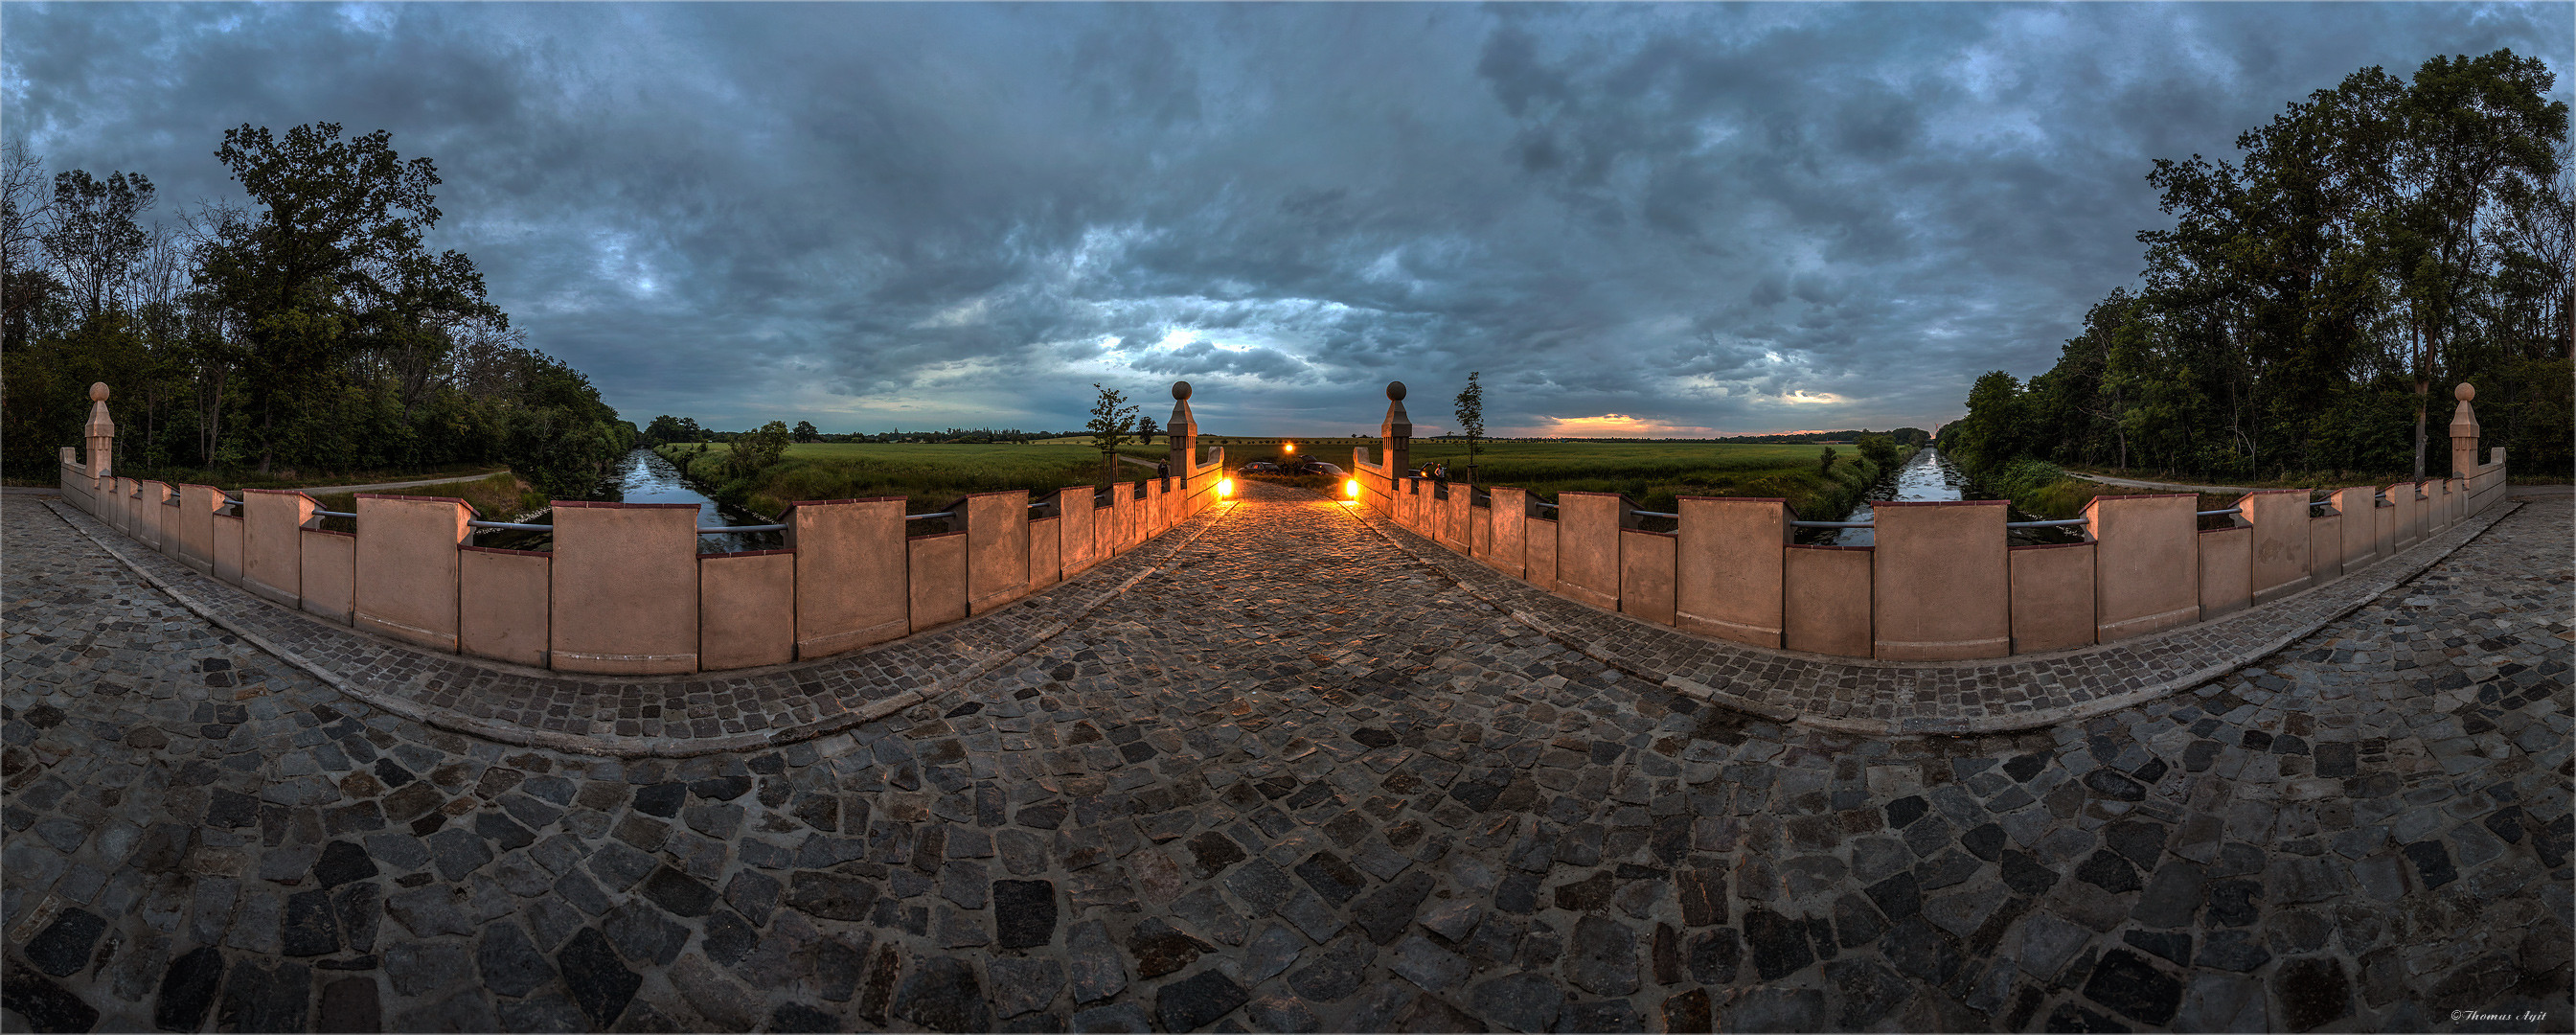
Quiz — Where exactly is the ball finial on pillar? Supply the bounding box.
[89,382,109,402]
[1386,380,1406,402]
[1173,380,1192,401]
[2454,382,2473,402]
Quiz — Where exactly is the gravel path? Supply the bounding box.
[3,485,2568,1033]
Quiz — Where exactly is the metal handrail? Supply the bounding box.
[2006,518,2089,527]
[2197,508,2241,518]
[907,511,957,521]
[467,519,547,531]
[317,510,356,518]
[1631,510,1680,519]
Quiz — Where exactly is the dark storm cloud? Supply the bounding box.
[8,3,2568,434]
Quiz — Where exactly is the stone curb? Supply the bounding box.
[42,496,1242,758]
[1337,494,2519,736]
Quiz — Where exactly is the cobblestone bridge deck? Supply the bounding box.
[3,483,2569,1032]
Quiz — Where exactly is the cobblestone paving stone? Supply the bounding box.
[3,485,2569,1033]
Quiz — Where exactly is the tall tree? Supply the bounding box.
[0,143,54,350]
[1452,371,1485,480]
[1964,50,2566,484]
[1085,383,1137,478]
[197,123,495,472]
[40,169,156,324]
[2389,51,2566,475]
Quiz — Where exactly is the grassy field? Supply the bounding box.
[667,439,1908,520]
[1383,441,1898,518]
[654,442,1177,517]
[656,439,1897,520]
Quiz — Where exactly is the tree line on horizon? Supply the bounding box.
[0,124,633,495]
[639,414,1116,447]
[1938,50,2571,484]
[636,411,1935,449]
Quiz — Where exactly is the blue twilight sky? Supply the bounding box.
[6,3,2568,436]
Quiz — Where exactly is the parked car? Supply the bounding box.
[1242,461,1281,474]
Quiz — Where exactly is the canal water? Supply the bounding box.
[1795,448,2082,547]
[470,448,785,554]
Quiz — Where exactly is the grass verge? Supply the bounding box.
[307,472,545,533]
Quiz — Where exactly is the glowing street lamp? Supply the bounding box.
[1343,479,1359,501]
[1283,442,1295,454]
[1219,477,1235,499]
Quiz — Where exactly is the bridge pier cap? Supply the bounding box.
[84,381,115,479]
[1380,380,1411,475]
[2448,382,2480,479]
[1168,380,1198,472]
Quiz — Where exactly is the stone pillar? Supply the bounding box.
[1872,500,2010,660]
[2238,490,2313,605]
[2448,382,2479,478]
[1379,381,1412,479]
[964,489,1031,614]
[1167,380,1198,479]
[550,502,699,674]
[83,382,115,479]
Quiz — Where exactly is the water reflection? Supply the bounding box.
[1797,448,2082,547]
[469,448,786,554]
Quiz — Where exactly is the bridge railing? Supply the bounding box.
[1350,380,2510,661]
[56,380,1230,676]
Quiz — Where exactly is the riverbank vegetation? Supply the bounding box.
[1941,50,2571,494]
[0,126,633,494]
[1953,458,2251,522]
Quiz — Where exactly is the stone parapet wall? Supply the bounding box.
[1348,383,2512,664]
[56,462,1223,674]
[1365,465,2509,663]
[57,380,1228,676]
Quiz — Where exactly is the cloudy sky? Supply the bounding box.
[8,4,2568,436]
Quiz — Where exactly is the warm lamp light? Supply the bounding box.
[1344,479,1359,500]
[1283,442,1295,454]
[1219,478,1234,498]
